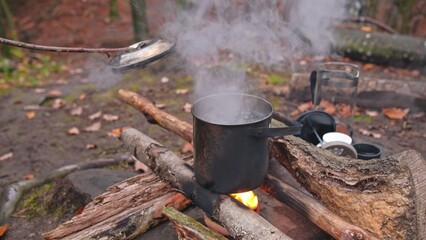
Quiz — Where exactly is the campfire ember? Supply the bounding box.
[230,190,260,212]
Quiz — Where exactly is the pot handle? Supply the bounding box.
[247,113,303,138]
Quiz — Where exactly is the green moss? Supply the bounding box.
[17,183,53,218]
[354,114,373,124]
[268,74,286,85]
[175,75,193,89]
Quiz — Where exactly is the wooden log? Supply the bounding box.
[162,206,227,240]
[270,136,426,240]
[118,89,193,143]
[121,128,292,240]
[118,89,379,239]
[43,172,191,239]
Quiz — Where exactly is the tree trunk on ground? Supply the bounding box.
[270,136,425,240]
[43,172,191,239]
[118,89,426,239]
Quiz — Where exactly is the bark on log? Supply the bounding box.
[43,172,191,239]
[118,89,380,239]
[121,128,292,240]
[162,206,227,240]
[270,136,426,240]
[333,28,426,69]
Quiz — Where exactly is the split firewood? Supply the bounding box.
[43,172,191,239]
[162,206,227,240]
[270,137,425,240]
[121,128,292,240]
[117,89,380,239]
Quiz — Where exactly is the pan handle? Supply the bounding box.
[247,112,303,138]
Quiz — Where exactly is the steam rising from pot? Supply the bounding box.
[160,0,347,116]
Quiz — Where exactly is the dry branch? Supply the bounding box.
[43,172,191,239]
[162,206,227,240]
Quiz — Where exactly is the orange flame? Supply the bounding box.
[230,191,259,211]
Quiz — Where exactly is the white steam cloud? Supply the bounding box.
[161,0,348,98]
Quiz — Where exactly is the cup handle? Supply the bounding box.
[247,114,302,138]
[310,71,317,104]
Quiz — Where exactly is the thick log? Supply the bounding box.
[270,136,426,240]
[43,172,191,239]
[121,128,292,240]
[118,89,379,239]
[162,206,227,240]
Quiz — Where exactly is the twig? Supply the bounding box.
[343,16,398,34]
[0,153,132,225]
[0,37,131,57]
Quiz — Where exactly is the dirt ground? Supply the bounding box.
[1,2,426,239]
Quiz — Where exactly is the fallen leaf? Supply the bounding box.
[181,143,193,154]
[48,89,63,97]
[107,128,122,138]
[57,78,68,85]
[23,173,34,180]
[161,76,169,83]
[88,111,102,120]
[26,111,36,119]
[365,110,379,117]
[134,159,149,172]
[383,107,409,120]
[155,103,166,109]
[358,128,382,139]
[70,106,83,116]
[297,101,312,112]
[183,103,192,113]
[175,89,189,95]
[338,104,351,118]
[78,93,86,100]
[0,152,13,161]
[360,25,372,32]
[362,63,375,71]
[0,224,8,237]
[84,122,102,132]
[75,206,84,215]
[319,100,336,115]
[290,109,300,117]
[85,144,97,149]
[34,88,46,93]
[67,127,80,135]
[52,98,65,109]
[411,69,420,77]
[102,114,119,122]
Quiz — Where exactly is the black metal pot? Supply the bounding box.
[191,93,301,194]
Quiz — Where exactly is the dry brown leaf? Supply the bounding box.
[297,101,312,112]
[23,173,34,180]
[360,25,372,32]
[155,103,166,109]
[181,143,193,154]
[25,111,36,119]
[102,114,119,122]
[78,94,86,101]
[107,128,123,138]
[88,111,102,120]
[85,144,97,149]
[358,128,382,139]
[84,122,102,132]
[175,89,189,95]
[34,88,46,94]
[365,110,379,117]
[183,102,192,113]
[75,206,84,215]
[290,109,300,117]
[362,63,375,71]
[0,152,13,161]
[383,107,409,120]
[338,104,351,118]
[319,100,336,115]
[0,224,8,237]
[70,106,83,116]
[52,98,65,109]
[48,89,63,97]
[67,127,80,135]
[411,69,420,77]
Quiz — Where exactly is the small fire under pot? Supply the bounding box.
[191,93,302,195]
